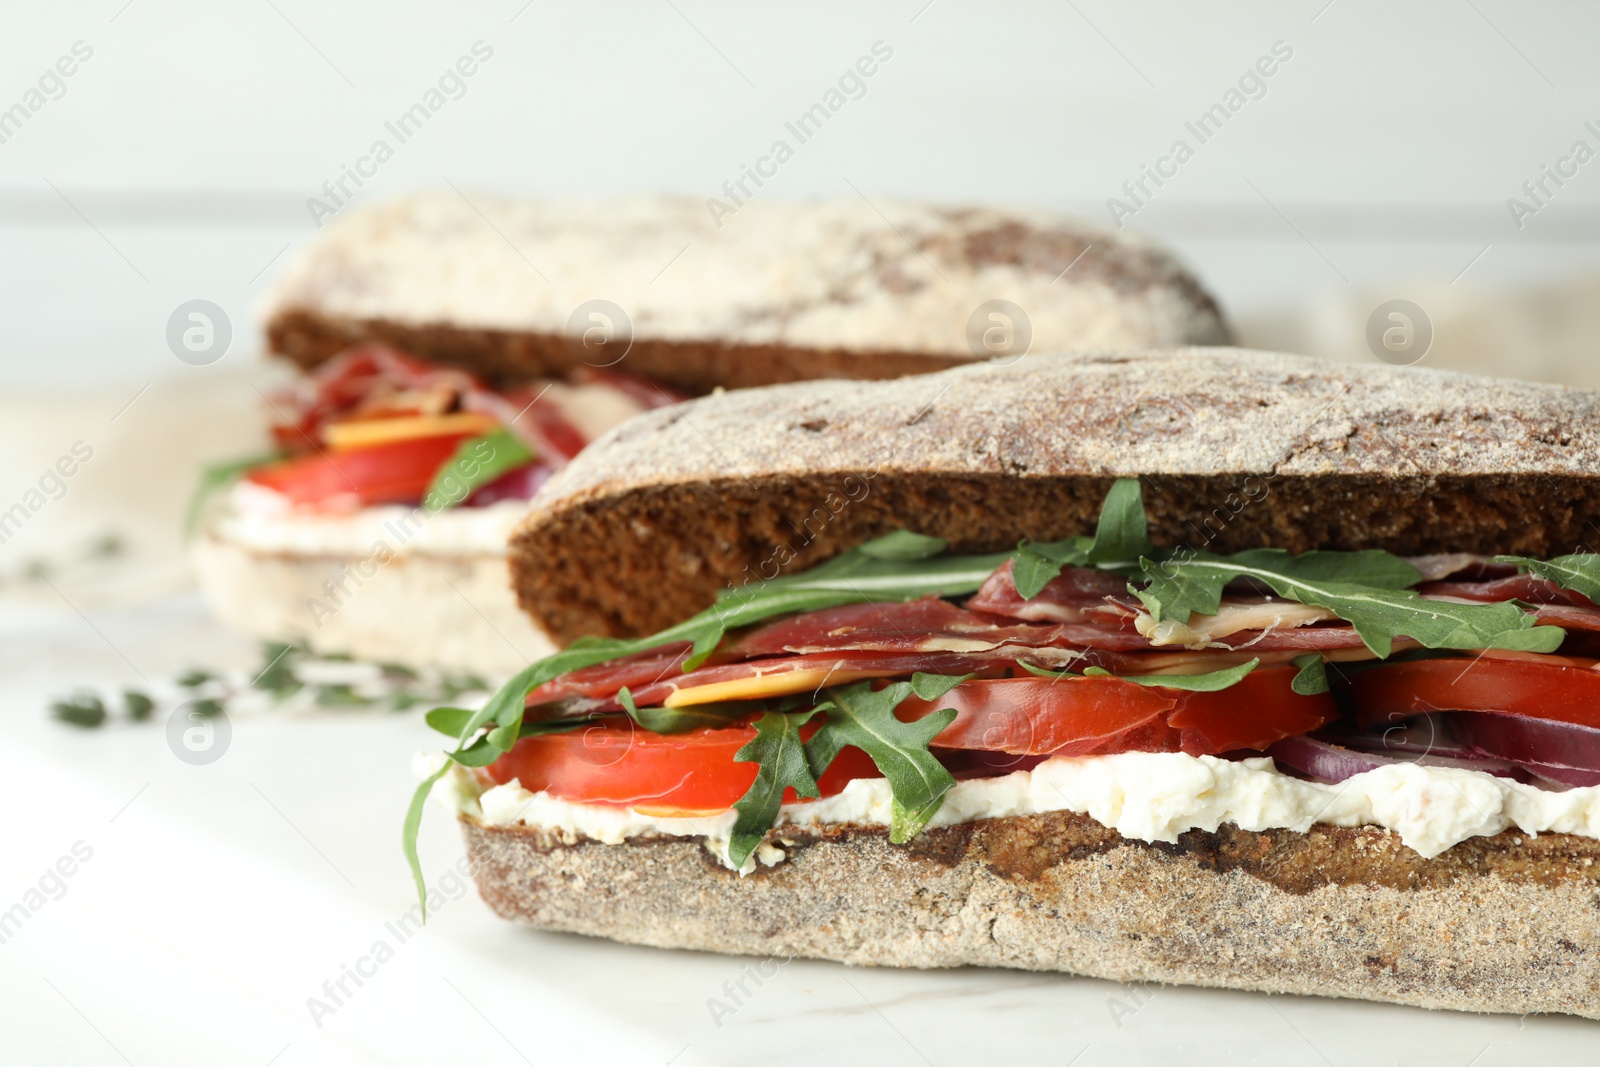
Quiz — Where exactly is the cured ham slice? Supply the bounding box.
[1420,573,1596,608]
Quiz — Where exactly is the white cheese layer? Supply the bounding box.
[209,482,526,556]
[425,751,1600,869]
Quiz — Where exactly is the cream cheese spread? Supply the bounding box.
[421,750,1600,871]
[210,481,526,557]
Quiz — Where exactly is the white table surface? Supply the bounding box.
[1,591,1593,1067]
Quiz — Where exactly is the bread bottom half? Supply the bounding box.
[462,811,1600,1019]
[192,532,552,675]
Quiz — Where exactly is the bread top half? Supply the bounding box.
[511,348,1600,642]
[263,193,1228,368]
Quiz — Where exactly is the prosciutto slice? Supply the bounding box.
[725,598,1152,656]
[523,558,1600,712]
[966,560,1137,624]
[536,648,1118,714]
[1419,573,1596,608]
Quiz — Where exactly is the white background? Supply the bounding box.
[2,2,1599,1063]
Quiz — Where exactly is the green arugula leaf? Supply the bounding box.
[519,718,588,737]
[618,687,742,733]
[1494,553,1600,603]
[1133,549,1554,657]
[804,681,958,843]
[728,710,820,869]
[408,538,1013,906]
[1010,540,1087,601]
[1011,477,1152,599]
[1290,653,1330,695]
[856,530,949,561]
[184,451,285,540]
[1085,477,1156,565]
[1084,658,1258,691]
[425,706,474,736]
[430,704,591,741]
[1135,548,1423,623]
[1019,659,1259,691]
[1017,660,1076,679]
[909,672,973,701]
[424,428,536,512]
[450,737,506,768]
[404,765,449,921]
[727,548,1012,613]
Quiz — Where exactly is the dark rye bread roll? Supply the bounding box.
[510,347,1600,644]
[466,347,1600,1018]
[262,194,1229,394]
[461,813,1600,1019]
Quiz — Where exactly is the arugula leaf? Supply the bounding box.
[450,737,507,767]
[1135,548,1422,623]
[404,765,449,921]
[424,428,536,512]
[1085,659,1258,691]
[618,687,741,733]
[909,672,973,700]
[1494,553,1600,603]
[1011,540,1088,601]
[728,711,820,869]
[1085,477,1157,564]
[407,537,1016,906]
[728,547,1012,612]
[804,681,958,843]
[429,704,590,740]
[1290,653,1330,695]
[1134,550,1555,657]
[1011,477,1152,599]
[1018,659,1259,692]
[425,706,474,736]
[856,530,949,561]
[184,451,284,540]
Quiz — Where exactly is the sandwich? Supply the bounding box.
[410,348,1600,1019]
[195,193,1228,674]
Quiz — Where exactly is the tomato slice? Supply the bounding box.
[246,433,474,507]
[486,721,881,813]
[905,677,1176,756]
[1166,668,1342,753]
[902,667,1338,757]
[1348,655,1600,730]
[492,669,1336,814]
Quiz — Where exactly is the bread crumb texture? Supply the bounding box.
[512,348,1600,642]
[464,811,1600,1019]
[264,194,1229,392]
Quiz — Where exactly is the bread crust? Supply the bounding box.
[461,811,1600,1019]
[509,348,1600,642]
[267,309,975,396]
[261,194,1230,391]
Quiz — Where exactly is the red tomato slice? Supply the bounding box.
[905,677,1176,756]
[486,721,881,813]
[1163,668,1341,753]
[1348,655,1600,730]
[492,669,1336,814]
[246,433,474,507]
[903,667,1338,757]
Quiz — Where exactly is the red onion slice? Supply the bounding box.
[1453,712,1600,786]
[1517,761,1600,789]
[1319,714,1480,759]
[1267,735,1523,784]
